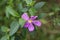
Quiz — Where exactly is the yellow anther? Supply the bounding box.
[28,20,32,23]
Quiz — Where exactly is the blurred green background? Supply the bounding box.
[0,0,60,40]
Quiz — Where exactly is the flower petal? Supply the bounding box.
[28,23,34,31]
[30,16,38,20]
[21,13,29,20]
[33,20,41,26]
[24,22,30,28]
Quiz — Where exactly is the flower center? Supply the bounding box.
[28,20,32,23]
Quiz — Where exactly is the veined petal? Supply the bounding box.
[33,20,41,26]
[24,22,30,28]
[28,23,34,31]
[21,13,29,20]
[30,16,38,20]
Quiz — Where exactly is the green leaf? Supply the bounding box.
[40,19,47,24]
[25,0,32,5]
[34,2,45,10]
[10,20,19,36]
[21,8,28,12]
[18,3,23,10]
[57,37,60,40]
[5,9,10,18]
[1,26,9,32]
[11,36,15,40]
[8,0,13,6]
[19,28,27,40]
[6,6,19,17]
[38,13,46,18]
[48,12,54,16]
[52,6,60,12]
[25,0,35,6]
[19,18,26,28]
[29,1,35,6]
[29,8,36,16]
[1,35,9,40]
[49,34,55,40]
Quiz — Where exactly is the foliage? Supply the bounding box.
[0,0,60,40]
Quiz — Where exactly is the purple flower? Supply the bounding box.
[21,13,41,31]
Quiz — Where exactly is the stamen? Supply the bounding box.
[28,20,32,23]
